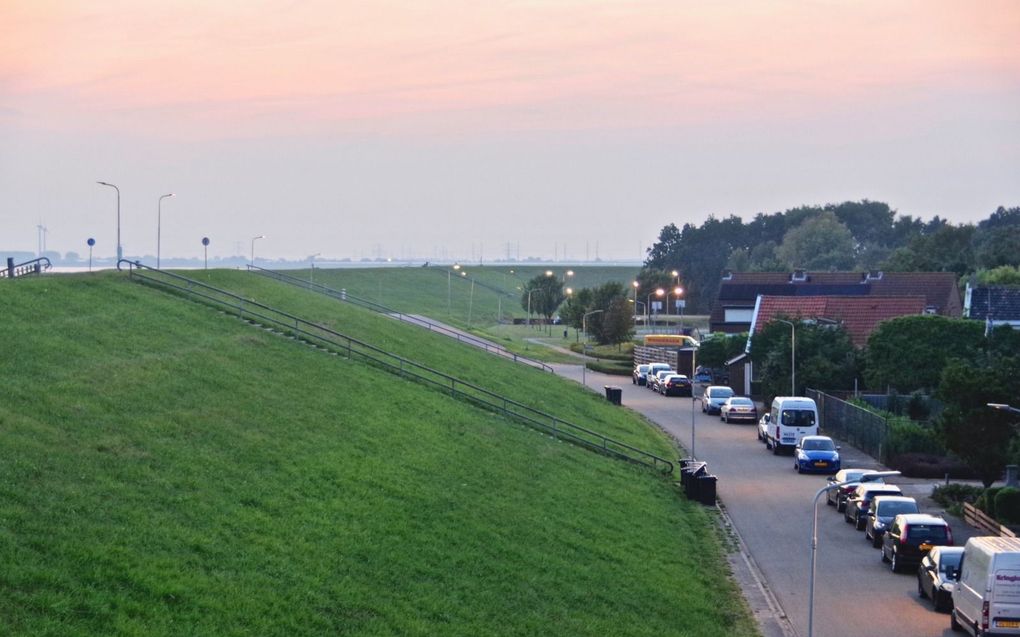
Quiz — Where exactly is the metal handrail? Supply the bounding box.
[246,265,554,372]
[119,260,672,474]
[2,256,52,279]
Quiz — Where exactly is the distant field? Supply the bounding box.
[294,264,640,328]
[1,272,757,637]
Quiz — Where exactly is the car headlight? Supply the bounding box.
[832,454,839,462]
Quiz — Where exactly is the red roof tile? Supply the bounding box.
[752,295,928,347]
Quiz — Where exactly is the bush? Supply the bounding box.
[977,487,1004,519]
[996,488,1020,524]
[586,360,631,376]
[907,391,932,421]
[932,483,984,508]
[889,453,975,479]
[884,417,945,459]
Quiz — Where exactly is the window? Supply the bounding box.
[724,308,754,323]
[782,409,816,427]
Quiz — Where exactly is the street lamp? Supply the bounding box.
[448,263,461,316]
[157,193,174,268]
[989,403,1020,415]
[581,309,604,387]
[672,269,680,286]
[808,471,901,637]
[309,252,321,284]
[250,235,265,265]
[666,286,683,332]
[775,319,796,395]
[96,181,121,261]
[689,340,699,457]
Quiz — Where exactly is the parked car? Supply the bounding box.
[952,536,1020,635]
[720,396,757,423]
[881,513,953,572]
[659,374,692,397]
[917,546,964,612]
[793,436,841,474]
[693,368,714,384]
[701,385,735,414]
[644,363,672,389]
[845,483,903,530]
[865,495,920,547]
[632,364,651,386]
[825,469,884,512]
[648,370,675,392]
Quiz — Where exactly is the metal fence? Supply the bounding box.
[808,389,889,460]
[120,260,673,475]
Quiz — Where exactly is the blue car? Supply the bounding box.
[794,435,841,474]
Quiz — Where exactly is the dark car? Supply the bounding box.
[845,483,902,530]
[632,364,651,386]
[648,370,674,393]
[825,469,884,512]
[918,546,964,612]
[720,396,757,423]
[864,495,919,548]
[881,513,954,572]
[659,374,692,397]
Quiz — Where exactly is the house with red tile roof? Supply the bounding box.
[710,270,962,334]
[748,295,928,348]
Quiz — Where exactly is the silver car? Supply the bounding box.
[701,385,734,414]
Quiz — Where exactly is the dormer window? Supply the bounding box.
[721,269,733,280]
[866,270,884,281]
[791,270,807,282]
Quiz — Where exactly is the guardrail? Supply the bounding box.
[963,503,1017,538]
[120,260,672,475]
[247,265,554,373]
[2,256,52,279]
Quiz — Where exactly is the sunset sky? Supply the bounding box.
[2,1,1018,261]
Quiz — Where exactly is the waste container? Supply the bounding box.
[682,462,708,499]
[604,386,622,406]
[696,474,717,505]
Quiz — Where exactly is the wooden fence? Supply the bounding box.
[963,503,1017,538]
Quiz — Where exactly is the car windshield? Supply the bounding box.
[638,365,650,372]
[801,438,834,451]
[908,524,948,542]
[782,409,816,427]
[939,552,963,573]
[729,398,753,406]
[712,388,734,398]
[879,501,918,516]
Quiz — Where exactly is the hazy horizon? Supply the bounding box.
[3,1,1018,261]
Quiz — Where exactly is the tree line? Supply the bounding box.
[642,201,1020,313]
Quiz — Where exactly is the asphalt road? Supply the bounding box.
[557,364,971,637]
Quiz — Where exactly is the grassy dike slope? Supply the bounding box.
[0,273,756,637]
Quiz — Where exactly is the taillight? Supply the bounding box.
[982,600,989,631]
[900,525,909,544]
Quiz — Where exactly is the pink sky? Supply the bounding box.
[1,1,1018,259]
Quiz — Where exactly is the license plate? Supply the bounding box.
[814,462,828,467]
[997,620,1020,628]
[919,543,933,551]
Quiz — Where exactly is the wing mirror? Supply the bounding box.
[763,414,771,423]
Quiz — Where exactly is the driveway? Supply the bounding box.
[555,363,969,637]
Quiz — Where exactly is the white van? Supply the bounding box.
[762,396,819,454]
[952,536,1020,636]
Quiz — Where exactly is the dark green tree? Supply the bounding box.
[750,318,858,403]
[520,274,565,328]
[864,316,985,392]
[559,288,593,331]
[775,211,856,270]
[697,333,748,368]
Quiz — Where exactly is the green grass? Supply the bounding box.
[295,265,640,328]
[0,272,757,637]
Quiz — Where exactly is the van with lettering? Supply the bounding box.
[952,536,1020,635]
[762,396,819,454]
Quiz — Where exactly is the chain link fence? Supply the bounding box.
[807,389,889,461]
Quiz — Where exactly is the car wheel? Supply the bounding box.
[764,438,771,449]
[890,549,900,573]
[855,514,865,531]
[826,494,834,507]
[845,508,854,524]
[794,462,800,473]
[772,443,780,455]
[757,428,762,441]
[918,575,928,598]
[837,498,846,513]
[865,527,872,542]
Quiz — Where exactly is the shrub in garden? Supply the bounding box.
[995,488,1020,525]
[890,453,975,479]
[977,487,1004,519]
[932,483,984,508]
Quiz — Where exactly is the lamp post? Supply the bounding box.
[667,286,683,333]
[808,471,901,637]
[989,403,1020,415]
[775,319,796,395]
[690,342,698,457]
[96,181,121,261]
[448,263,460,316]
[157,193,174,268]
[632,281,640,326]
[582,309,604,387]
[309,252,321,284]
[250,235,265,266]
